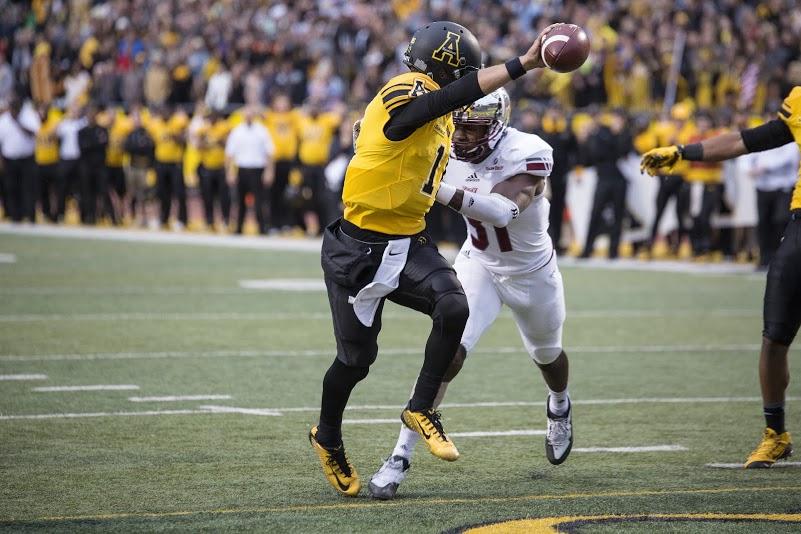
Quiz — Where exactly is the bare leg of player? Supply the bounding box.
[759,337,790,406]
[745,337,794,468]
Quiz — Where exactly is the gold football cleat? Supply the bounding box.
[744,428,793,468]
[401,408,459,461]
[309,426,361,496]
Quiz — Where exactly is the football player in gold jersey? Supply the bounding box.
[642,87,801,469]
[310,20,553,496]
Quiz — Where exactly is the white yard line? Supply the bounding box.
[342,418,401,425]
[0,224,763,275]
[0,253,16,263]
[0,223,322,251]
[0,344,762,362]
[0,309,759,322]
[196,405,282,416]
[274,395,801,414]
[128,395,232,402]
[559,257,757,275]
[451,429,546,437]
[0,286,251,295]
[3,396,795,422]
[573,445,688,453]
[32,384,139,392]
[239,279,326,291]
[707,462,801,469]
[0,409,208,420]
[0,373,47,380]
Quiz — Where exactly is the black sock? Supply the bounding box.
[317,358,369,448]
[409,371,440,412]
[764,403,785,434]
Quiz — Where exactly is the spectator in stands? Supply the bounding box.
[148,105,188,229]
[34,103,60,222]
[77,105,110,225]
[641,105,694,257]
[55,104,86,222]
[225,106,274,235]
[0,96,40,222]
[104,106,135,224]
[579,110,632,259]
[197,109,231,230]
[684,112,724,258]
[749,142,800,269]
[263,93,298,232]
[296,101,341,235]
[123,106,154,227]
[528,105,575,255]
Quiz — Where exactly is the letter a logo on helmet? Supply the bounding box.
[403,21,482,87]
[432,31,461,67]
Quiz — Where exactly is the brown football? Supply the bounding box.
[541,23,590,73]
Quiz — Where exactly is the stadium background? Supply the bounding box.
[1,0,800,263]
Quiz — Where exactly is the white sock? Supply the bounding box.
[548,388,570,416]
[392,425,420,460]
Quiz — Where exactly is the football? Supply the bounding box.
[540,23,590,73]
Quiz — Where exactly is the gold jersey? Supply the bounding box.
[106,112,134,167]
[35,109,62,166]
[198,120,230,170]
[297,112,340,166]
[343,72,452,235]
[146,114,187,164]
[264,110,299,162]
[778,87,801,210]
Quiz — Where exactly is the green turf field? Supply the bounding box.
[1,231,799,533]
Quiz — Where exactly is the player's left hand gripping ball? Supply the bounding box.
[640,146,681,176]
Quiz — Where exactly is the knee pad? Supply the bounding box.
[532,346,563,366]
[433,292,470,332]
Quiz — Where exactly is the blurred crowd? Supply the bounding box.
[0,0,800,263]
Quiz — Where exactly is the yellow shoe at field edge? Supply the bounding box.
[401,408,459,461]
[744,428,793,468]
[308,426,361,496]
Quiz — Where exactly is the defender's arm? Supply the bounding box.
[436,173,544,228]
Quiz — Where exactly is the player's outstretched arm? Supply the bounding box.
[385,27,553,141]
[436,174,544,228]
[641,119,795,175]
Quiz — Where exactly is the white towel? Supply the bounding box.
[348,237,411,326]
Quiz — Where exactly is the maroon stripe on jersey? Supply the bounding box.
[526,162,549,171]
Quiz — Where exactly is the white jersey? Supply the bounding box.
[445,127,554,275]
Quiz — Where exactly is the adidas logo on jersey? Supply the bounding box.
[466,173,479,182]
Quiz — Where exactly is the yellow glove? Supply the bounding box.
[779,86,801,143]
[640,146,681,176]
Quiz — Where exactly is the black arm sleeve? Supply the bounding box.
[740,119,795,153]
[383,71,485,141]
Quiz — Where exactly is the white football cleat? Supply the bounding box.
[545,396,573,465]
[368,455,409,500]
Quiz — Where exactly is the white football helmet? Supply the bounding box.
[452,87,511,163]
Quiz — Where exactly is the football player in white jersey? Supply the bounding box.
[368,88,571,500]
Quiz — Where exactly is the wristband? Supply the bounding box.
[678,143,703,161]
[505,57,526,80]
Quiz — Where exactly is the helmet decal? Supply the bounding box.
[432,31,461,68]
